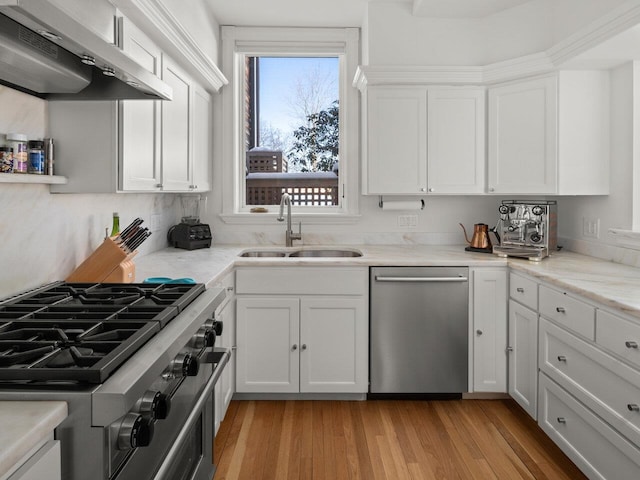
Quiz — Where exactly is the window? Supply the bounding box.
[220,27,360,222]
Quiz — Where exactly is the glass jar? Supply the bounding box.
[7,133,27,173]
[28,140,45,174]
[0,146,13,173]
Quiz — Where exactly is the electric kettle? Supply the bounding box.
[459,223,492,251]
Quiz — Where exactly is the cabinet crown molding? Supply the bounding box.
[355,1,640,89]
[112,0,228,92]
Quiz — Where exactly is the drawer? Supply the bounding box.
[539,374,640,480]
[539,285,595,340]
[597,310,640,370]
[540,318,640,446]
[236,267,368,295]
[509,272,538,310]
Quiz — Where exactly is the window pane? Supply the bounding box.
[245,56,340,207]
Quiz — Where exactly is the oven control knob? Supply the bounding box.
[136,391,171,420]
[192,326,216,349]
[204,319,224,336]
[180,352,199,377]
[117,412,154,450]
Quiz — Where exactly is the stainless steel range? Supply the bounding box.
[0,281,229,480]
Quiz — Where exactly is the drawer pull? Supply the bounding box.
[625,341,638,349]
[506,346,514,352]
[516,287,524,293]
[628,404,640,412]
[557,417,566,424]
[476,329,483,336]
[292,344,298,351]
[557,355,567,362]
[556,307,566,313]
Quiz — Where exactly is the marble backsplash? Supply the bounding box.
[0,183,182,298]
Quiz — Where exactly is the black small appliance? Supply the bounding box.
[167,222,212,250]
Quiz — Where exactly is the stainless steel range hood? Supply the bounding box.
[0,0,172,100]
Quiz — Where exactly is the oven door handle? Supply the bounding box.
[152,348,230,480]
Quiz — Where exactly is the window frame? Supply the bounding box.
[219,26,360,224]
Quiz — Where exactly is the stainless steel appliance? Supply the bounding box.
[0,282,229,480]
[369,267,469,397]
[493,200,557,261]
[0,4,171,100]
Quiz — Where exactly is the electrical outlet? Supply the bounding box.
[397,215,418,227]
[582,217,600,239]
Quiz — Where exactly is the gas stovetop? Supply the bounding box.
[0,282,206,384]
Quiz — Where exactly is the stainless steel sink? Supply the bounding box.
[238,248,363,258]
[238,250,287,257]
[288,249,362,258]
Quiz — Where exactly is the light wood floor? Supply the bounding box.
[213,399,586,480]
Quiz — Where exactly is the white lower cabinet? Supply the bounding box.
[214,273,235,435]
[471,267,507,392]
[539,374,640,480]
[508,299,539,419]
[235,267,368,394]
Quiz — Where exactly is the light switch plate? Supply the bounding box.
[583,217,600,238]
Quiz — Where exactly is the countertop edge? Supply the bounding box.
[0,401,67,478]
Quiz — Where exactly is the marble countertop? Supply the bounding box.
[0,401,67,479]
[135,244,640,319]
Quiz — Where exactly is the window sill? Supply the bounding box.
[608,228,640,250]
[219,212,362,225]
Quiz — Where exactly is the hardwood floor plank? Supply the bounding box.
[213,399,586,480]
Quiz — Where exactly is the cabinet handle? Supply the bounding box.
[489,187,495,192]
[628,404,639,412]
[476,329,483,336]
[506,346,513,352]
[420,187,426,192]
[226,286,234,292]
[557,417,566,424]
[155,183,163,188]
[428,188,434,192]
[301,344,307,351]
[625,341,638,349]
[231,346,237,351]
[557,355,567,362]
[516,287,524,293]
[292,344,298,351]
[556,307,566,313]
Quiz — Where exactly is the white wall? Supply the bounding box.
[0,87,182,297]
[558,62,639,264]
[363,0,632,66]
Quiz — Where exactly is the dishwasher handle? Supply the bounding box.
[374,275,468,283]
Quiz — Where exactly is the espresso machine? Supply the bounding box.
[493,200,557,261]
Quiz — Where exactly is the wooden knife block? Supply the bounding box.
[66,237,137,283]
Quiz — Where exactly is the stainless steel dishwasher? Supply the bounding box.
[369,266,469,397]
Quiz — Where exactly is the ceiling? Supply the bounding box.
[206,0,534,27]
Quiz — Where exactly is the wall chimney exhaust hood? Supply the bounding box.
[0,0,172,100]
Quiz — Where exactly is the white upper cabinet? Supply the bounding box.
[191,85,212,192]
[119,18,162,191]
[488,71,609,195]
[362,85,485,195]
[427,88,485,194]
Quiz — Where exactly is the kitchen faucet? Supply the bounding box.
[277,193,302,247]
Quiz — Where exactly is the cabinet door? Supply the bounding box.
[161,57,192,191]
[365,86,427,194]
[299,297,368,393]
[472,268,507,392]
[236,297,299,393]
[488,76,557,194]
[508,300,539,419]
[214,297,235,435]
[427,88,485,194]
[191,85,212,192]
[119,18,162,191]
